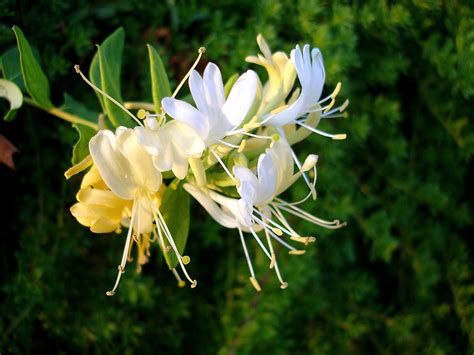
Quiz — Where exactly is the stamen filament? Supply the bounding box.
[74,65,143,127]
[171,47,206,98]
[210,148,237,183]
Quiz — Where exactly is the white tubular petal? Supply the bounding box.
[116,129,162,193]
[172,153,189,180]
[162,97,209,139]
[203,62,225,108]
[89,131,135,200]
[166,121,205,157]
[76,188,125,207]
[255,153,276,204]
[233,165,258,197]
[222,70,258,127]
[189,70,208,115]
[183,184,239,229]
[257,34,272,59]
[134,126,162,156]
[238,180,257,206]
[152,146,173,172]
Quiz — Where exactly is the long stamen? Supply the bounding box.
[171,268,186,288]
[252,208,296,238]
[249,227,272,260]
[266,228,297,251]
[106,198,138,296]
[210,148,237,183]
[151,203,197,287]
[274,201,346,229]
[238,227,261,292]
[74,65,143,127]
[172,47,206,98]
[263,228,288,289]
[295,120,346,140]
[218,139,240,149]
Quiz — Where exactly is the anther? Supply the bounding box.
[280,282,288,289]
[339,99,350,112]
[106,290,115,296]
[271,227,283,236]
[331,82,342,99]
[323,99,335,113]
[249,277,262,292]
[269,253,276,269]
[191,280,198,288]
[332,134,347,140]
[238,139,247,153]
[137,109,147,119]
[288,250,306,255]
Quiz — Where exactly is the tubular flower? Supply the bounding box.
[70,164,132,233]
[246,34,296,116]
[185,140,345,291]
[135,117,205,180]
[89,127,197,295]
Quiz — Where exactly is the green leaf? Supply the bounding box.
[160,183,191,269]
[0,78,23,121]
[89,27,131,128]
[71,124,96,165]
[12,26,53,109]
[61,94,99,164]
[62,93,99,123]
[147,44,171,113]
[224,73,239,98]
[1,47,26,91]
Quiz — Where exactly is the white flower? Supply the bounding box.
[162,62,259,146]
[89,127,197,295]
[184,140,343,292]
[135,117,205,180]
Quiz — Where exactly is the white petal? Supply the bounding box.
[89,130,135,200]
[233,165,259,202]
[222,70,258,127]
[255,153,276,204]
[172,153,189,180]
[116,129,162,193]
[183,184,239,229]
[161,97,209,139]
[165,121,205,157]
[203,62,225,108]
[135,126,162,156]
[189,70,208,115]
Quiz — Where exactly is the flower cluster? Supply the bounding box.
[68,34,348,295]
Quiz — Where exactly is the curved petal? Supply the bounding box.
[165,121,205,157]
[222,70,258,127]
[203,62,225,108]
[116,129,162,193]
[162,97,209,139]
[255,152,276,204]
[183,184,239,229]
[89,131,135,200]
[135,126,162,156]
[189,70,208,115]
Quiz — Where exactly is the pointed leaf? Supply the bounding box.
[147,44,171,113]
[1,47,26,91]
[89,28,130,127]
[72,124,96,165]
[12,26,53,109]
[0,79,23,121]
[160,183,191,269]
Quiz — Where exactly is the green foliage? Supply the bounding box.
[12,26,52,109]
[0,0,473,354]
[147,44,171,113]
[160,183,191,269]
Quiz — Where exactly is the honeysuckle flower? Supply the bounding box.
[89,127,197,295]
[246,34,296,116]
[162,62,260,181]
[70,165,132,233]
[260,44,348,141]
[162,62,258,146]
[135,117,206,180]
[185,140,344,291]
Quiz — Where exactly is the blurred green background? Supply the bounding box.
[1,0,473,353]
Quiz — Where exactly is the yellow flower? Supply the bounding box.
[70,165,132,233]
[246,34,296,116]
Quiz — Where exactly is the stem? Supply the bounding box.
[23,97,99,130]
